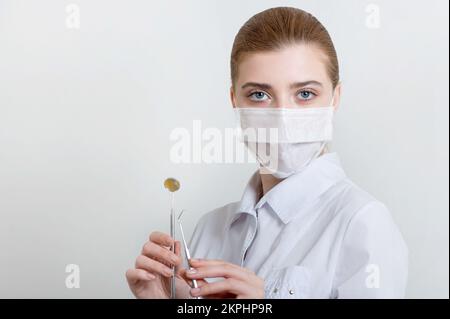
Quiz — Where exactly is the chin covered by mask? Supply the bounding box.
[235,105,334,179]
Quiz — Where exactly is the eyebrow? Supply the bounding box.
[241,81,323,90]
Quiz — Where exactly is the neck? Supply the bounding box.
[260,172,283,196]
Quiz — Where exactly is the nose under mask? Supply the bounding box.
[235,105,334,179]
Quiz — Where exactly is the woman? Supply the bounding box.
[126,7,408,299]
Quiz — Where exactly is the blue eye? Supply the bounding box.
[249,91,269,102]
[298,90,315,100]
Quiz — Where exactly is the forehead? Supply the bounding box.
[236,44,331,88]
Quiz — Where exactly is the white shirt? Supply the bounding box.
[189,152,408,298]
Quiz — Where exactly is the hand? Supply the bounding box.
[125,231,191,299]
[184,259,265,299]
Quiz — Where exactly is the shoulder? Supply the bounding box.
[329,177,408,258]
[329,178,394,228]
[331,181,409,298]
[344,198,408,257]
[340,179,404,239]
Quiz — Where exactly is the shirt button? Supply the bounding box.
[273,288,278,293]
[289,289,295,295]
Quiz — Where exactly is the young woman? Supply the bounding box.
[126,7,408,299]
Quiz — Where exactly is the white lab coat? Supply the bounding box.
[188,152,408,298]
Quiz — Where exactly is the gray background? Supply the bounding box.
[0,0,448,298]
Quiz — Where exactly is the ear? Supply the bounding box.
[230,86,236,108]
[332,83,342,111]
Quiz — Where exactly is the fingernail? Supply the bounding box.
[190,288,200,296]
[165,269,173,277]
[146,273,155,280]
[190,258,199,263]
[187,268,197,274]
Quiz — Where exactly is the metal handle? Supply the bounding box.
[170,194,176,299]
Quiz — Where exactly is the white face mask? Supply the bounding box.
[235,101,335,179]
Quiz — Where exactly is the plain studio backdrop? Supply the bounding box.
[0,0,448,298]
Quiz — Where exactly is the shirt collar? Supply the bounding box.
[231,152,347,225]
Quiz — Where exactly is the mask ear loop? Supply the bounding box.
[322,94,336,154]
[330,95,335,108]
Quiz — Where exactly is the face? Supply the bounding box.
[230,44,341,109]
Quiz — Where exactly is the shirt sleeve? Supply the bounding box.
[332,201,409,298]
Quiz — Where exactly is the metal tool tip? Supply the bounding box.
[177,209,185,221]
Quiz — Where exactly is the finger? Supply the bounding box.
[179,268,208,287]
[190,258,225,265]
[175,266,187,278]
[149,231,174,247]
[174,241,181,257]
[190,278,248,298]
[142,241,181,266]
[190,259,249,273]
[185,265,251,282]
[135,255,174,278]
[179,269,234,299]
[126,268,156,285]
